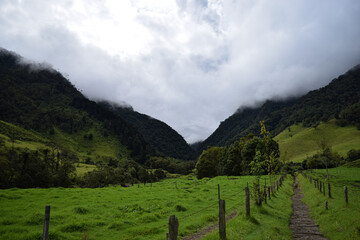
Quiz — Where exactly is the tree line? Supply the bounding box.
[0,137,194,189]
[195,122,283,179]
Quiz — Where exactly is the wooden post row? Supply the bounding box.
[328,183,331,198]
[168,215,179,240]
[219,199,226,240]
[268,186,271,200]
[42,205,50,240]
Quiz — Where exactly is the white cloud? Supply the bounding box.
[0,0,360,143]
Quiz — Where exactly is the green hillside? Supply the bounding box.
[98,101,195,160]
[0,48,153,164]
[196,64,360,156]
[275,120,360,163]
[0,119,130,163]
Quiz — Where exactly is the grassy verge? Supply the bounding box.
[299,167,360,239]
[203,175,293,240]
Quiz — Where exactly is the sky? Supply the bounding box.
[1,0,360,143]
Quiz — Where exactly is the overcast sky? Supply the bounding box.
[1,0,360,143]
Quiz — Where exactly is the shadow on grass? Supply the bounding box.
[249,216,260,225]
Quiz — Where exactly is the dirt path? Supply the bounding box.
[182,211,237,240]
[290,177,327,240]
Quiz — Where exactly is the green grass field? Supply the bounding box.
[204,176,293,240]
[275,120,360,163]
[299,167,360,239]
[0,175,291,240]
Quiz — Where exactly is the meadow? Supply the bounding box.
[299,167,360,239]
[0,175,291,240]
[275,121,360,163]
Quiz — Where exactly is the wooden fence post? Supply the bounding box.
[328,183,331,198]
[344,186,348,204]
[320,181,322,192]
[245,187,250,217]
[42,205,50,240]
[314,179,317,188]
[218,184,221,200]
[264,187,267,204]
[219,199,226,240]
[167,215,179,240]
[268,186,271,200]
[325,201,328,210]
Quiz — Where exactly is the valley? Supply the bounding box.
[1,48,360,239]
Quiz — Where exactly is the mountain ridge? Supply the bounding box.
[195,64,360,155]
[0,48,192,163]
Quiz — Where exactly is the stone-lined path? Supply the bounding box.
[290,177,327,240]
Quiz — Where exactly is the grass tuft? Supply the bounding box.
[174,204,187,212]
[25,213,43,225]
[61,222,88,233]
[73,207,89,215]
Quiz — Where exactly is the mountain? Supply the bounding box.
[196,65,360,155]
[0,48,153,163]
[98,101,195,160]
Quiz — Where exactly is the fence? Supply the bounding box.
[302,172,351,210]
[39,174,288,240]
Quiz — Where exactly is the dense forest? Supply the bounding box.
[98,101,195,160]
[195,65,360,155]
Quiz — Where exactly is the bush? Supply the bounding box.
[346,149,360,162]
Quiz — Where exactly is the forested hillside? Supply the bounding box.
[98,101,195,160]
[0,48,152,163]
[196,65,360,155]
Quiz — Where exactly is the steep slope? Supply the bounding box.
[0,48,152,163]
[196,65,360,155]
[98,101,195,160]
[275,120,360,163]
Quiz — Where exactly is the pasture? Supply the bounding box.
[299,167,360,239]
[0,175,291,240]
[275,121,360,163]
